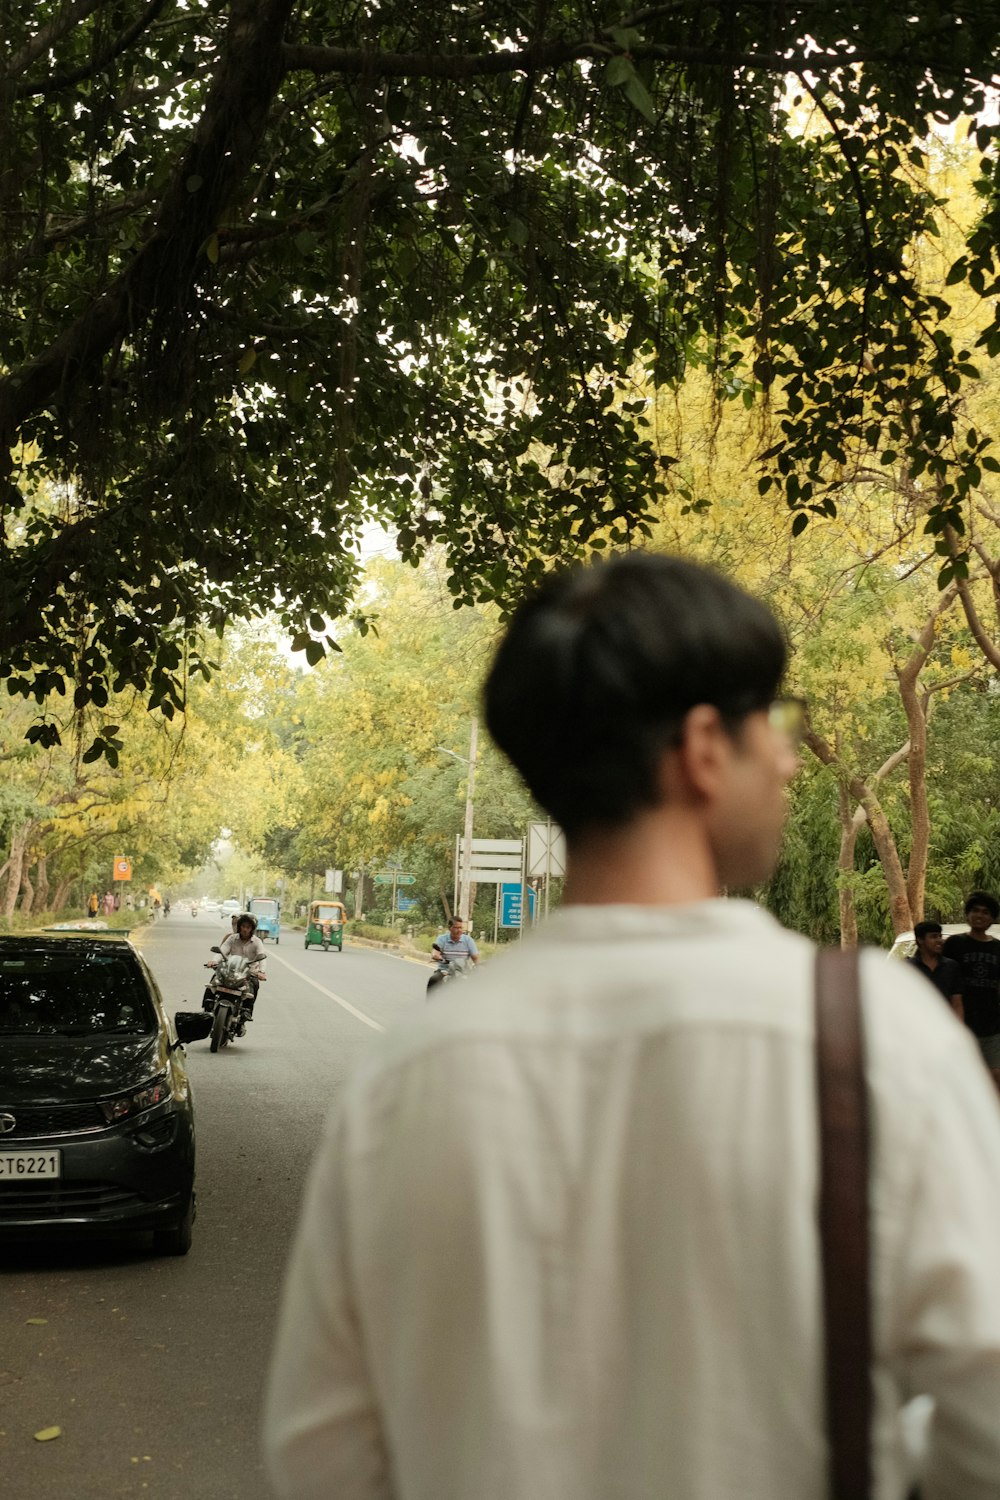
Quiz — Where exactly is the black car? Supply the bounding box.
[0,932,212,1255]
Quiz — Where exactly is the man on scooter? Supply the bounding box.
[427,917,479,994]
[217,912,267,1019]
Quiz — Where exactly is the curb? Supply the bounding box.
[345,935,435,966]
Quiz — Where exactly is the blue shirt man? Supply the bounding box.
[432,918,480,968]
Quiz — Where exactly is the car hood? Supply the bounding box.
[0,1033,165,1103]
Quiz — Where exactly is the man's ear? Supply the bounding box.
[665,703,732,803]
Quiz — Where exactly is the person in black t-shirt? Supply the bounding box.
[943,891,1000,1081]
[907,920,963,1021]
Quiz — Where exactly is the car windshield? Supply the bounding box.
[0,947,156,1035]
[314,905,342,921]
[251,901,278,916]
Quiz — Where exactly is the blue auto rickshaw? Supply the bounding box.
[249,896,281,944]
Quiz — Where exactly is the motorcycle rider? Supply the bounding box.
[427,917,479,994]
[215,912,267,1019]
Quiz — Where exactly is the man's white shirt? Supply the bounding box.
[264,901,1000,1500]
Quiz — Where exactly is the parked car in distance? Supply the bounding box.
[221,899,241,921]
[886,921,995,961]
[0,932,212,1255]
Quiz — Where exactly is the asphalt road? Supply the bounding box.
[0,912,430,1500]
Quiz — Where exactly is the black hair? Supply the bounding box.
[965,891,1000,920]
[484,551,787,838]
[913,920,943,941]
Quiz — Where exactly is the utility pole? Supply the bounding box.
[435,715,478,924]
[459,715,478,922]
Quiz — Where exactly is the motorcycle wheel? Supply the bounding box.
[210,1003,229,1053]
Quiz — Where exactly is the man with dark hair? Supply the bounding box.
[944,892,1000,1081]
[908,920,963,1020]
[266,552,1000,1500]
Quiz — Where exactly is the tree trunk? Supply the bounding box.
[863,802,912,936]
[52,876,74,914]
[439,885,453,923]
[805,730,913,937]
[34,853,49,913]
[897,585,958,923]
[19,862,35,913]
[836,783,866,949]
[2,821,33,918]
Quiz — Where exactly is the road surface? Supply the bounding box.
[0,912,429,1500]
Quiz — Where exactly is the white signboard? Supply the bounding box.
[456,838,524,886]
[527,821,567,878]
[325,868,343,893]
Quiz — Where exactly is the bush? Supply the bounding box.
[0,908,152,935]
[347,920,408,944]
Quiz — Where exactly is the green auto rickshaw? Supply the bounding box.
[305,899,346,952]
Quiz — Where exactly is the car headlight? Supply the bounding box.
[99,1076,171,1124]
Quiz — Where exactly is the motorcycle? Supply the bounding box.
[191,902,198,917]
[426,954,475,998]
[202,946,265,1052]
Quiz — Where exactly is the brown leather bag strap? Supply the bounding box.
[815,947,872,1500]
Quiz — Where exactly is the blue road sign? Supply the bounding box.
[500,883,536,929]
[396,896,418,912]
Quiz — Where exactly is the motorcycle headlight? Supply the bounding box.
[99,1076,171,1124]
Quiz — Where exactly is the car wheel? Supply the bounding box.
[152,1195,194,1257]
[304,939,309,949]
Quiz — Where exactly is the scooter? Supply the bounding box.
[202,947,265,1052]
[191,902,198,917]
[426,954,475,998]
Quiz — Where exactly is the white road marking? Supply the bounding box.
[267,951,386,1032]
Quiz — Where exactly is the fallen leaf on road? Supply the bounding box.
[25,1318,48,1326]
[34,1426,61,1442]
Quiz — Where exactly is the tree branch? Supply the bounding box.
[0,190,158,286]
[280,37,911,82]
[15,0,175,99]
[4,0,106,79]
[0,0,296,481]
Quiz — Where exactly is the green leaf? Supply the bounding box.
[605,56,633,88]
[624,75,656,123]
[205,233,219,265]
[186,175,203,193]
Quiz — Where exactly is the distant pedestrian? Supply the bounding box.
[907,920,963,1020]
[943,891,1000,1083]
[102,890,114,916]
[86,890,99,918]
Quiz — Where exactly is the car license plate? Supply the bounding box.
[0,1150,62,1179]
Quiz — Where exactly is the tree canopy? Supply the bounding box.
[3,0,1000,754]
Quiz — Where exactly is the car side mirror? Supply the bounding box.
[210,945,222,955]
[174,1011,213,1043]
